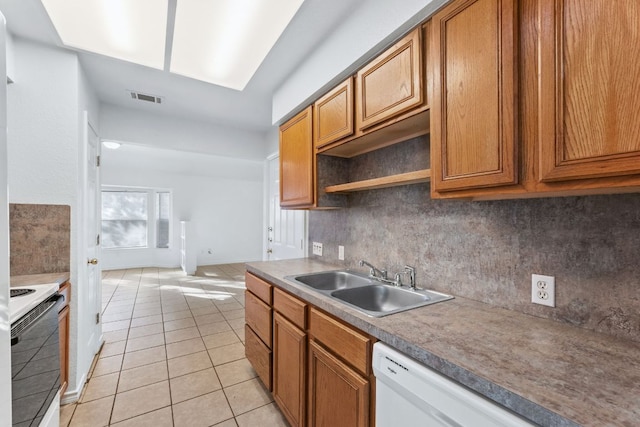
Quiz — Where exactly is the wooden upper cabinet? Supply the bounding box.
[314,77,354,150]
[538,0,640,182]
[280,106,314,208]
[356,28,423,131]
[430,0,518,193]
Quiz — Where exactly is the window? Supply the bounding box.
[101,187,172,249]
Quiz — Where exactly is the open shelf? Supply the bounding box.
[324,169,431,194]
[318,109,430,158]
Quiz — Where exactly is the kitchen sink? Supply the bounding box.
[290,270,372,290]
[285,270,453,317]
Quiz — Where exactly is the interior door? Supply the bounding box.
[85,114,102,351]
[267,155,307,260]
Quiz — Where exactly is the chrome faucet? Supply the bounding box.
[404,265,416,290]
[359,260,387,280]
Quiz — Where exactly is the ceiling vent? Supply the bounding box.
[129,91,163,104]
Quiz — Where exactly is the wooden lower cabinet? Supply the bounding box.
[58,281,71,397]
[244,272,374,426]
[273,312,306,427]
[58,305,69,396]
[308,340,369,427]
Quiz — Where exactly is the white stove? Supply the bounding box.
[9,283,60,323]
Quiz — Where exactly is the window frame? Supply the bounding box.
[101,186,173,251]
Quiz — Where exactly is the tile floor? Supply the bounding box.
[60,263,289,427]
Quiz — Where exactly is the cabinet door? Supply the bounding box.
[273,312,306,427]
[280,106,315,208]
[430,0,518,192]
[356,28,423,131]
[538,0,640,182]
[308,340,369,427]
[58,304,70,397]
[314,78,354,149]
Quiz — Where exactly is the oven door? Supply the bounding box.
[11,294,63,427]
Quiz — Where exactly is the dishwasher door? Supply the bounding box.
[372,342,534,427]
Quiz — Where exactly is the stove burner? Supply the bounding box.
[10,289,36,298]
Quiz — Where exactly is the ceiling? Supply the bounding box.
[0,0,367,132]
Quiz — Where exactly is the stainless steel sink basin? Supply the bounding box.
[288,270,372,291]
[285,270,453,317]
[331,285,428,312]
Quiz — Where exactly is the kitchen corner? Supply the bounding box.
[9,203,72,427]
[246,258,640,427]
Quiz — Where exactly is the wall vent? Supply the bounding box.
[129,91,163,104]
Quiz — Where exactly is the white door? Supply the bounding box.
[84,114,101,350]
[267,155,307,260]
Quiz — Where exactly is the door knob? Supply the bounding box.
[266,249,273,254]
[268,226,273,232]
[88,258,98,265]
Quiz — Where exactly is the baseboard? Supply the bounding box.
[60,372,86,405]
[61,332,106,405]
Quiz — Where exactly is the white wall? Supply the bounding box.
[272,0,448,124]
[264,126,278,155]
[100,144,264,270]
[101,103,268,160]
[0,13,13,425]
[6,37,101,403]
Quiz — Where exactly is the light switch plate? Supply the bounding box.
[338,245,344,260]
[312,242,323,256]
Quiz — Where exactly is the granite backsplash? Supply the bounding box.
[309,136,640,343]
[9,203,71,276]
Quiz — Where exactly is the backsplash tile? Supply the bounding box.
[10,203,71,276]
[309,136,640,342]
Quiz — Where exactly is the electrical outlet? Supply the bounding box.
[312,242,323,256]
[531,274,555,307]
[338,245,345,260]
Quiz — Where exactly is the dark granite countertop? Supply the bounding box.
[10,272,70,288]
[246,258,639,427]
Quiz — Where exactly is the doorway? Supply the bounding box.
[266,155,307,260]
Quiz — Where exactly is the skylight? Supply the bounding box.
[170,0,304,90]
[40,0,305,91]
[41,0,168,70]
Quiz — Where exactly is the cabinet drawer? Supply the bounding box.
[309,308,371,376]
[273,288,306,330]
[245,290,272,347]
[245,324,272,391]
[245,272,272,305]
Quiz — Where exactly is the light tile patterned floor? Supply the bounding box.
[60,263,289,427]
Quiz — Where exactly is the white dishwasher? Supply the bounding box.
[372,343,534,427]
